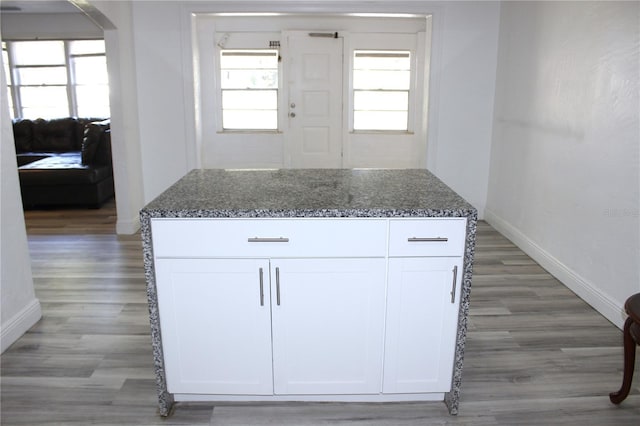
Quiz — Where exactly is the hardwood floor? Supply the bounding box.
[1,202,638,425]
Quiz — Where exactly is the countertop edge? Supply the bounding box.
[139,208,478,220]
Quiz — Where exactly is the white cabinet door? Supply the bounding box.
[383,257,463,393]
[271,258,386,395]
[155,258,273,395]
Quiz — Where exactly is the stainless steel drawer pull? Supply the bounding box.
[275,267,281,306]
[259,267,264,307]
[408,237,448,242]
[248,237,290,243]
[450,265,458,304]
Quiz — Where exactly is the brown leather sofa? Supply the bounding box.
[13,117,114,208]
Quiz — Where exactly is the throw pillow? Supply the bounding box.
[81,123,105,165]
[12,119,33,153]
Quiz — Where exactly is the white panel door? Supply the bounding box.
[285,32,343,168]
[383,257,463,393]
[271,258,386,395]
[155,258,274,395]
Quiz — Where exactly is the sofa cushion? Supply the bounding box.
[13,119,34,153]
[18,152,112,185]
[16,153,54,167]
[81,125,101,165]
[81,121,110,165]
[32,117,78,152]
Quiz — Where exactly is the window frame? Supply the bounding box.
[352,49,412,132]
[3,39,109,119]
[219,48,280,131]
[213,32,283,134]
[346,33,418,134]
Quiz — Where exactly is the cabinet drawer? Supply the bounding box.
[152,218,388,258]
[388,219,466,257]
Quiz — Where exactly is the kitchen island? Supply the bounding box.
[140,169,477,416]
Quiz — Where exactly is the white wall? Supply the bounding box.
[129,1,193,202]
[425,0,500,217]
[78,0,148,235]
[88,1,195,205]
[485,1,640,328]
[0,38,41,353]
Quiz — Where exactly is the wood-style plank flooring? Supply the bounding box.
[1,200,638,425]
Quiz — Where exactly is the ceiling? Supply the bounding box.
[0,0,80,14]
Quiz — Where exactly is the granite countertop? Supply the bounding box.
[140,168,477,219]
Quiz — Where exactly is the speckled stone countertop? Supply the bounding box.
[140,168,477,417]
[140,168,476,218]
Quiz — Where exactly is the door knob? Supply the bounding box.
[290,103,296,108]
[289,112,296,118]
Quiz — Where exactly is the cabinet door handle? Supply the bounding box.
[450,265,458,304]
[408,237,448,242]
[259,267,264,306]
[248,237,290,243]
[275,267,281,306]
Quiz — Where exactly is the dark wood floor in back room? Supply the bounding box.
[1,199,638,425]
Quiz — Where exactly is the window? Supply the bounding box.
[70,40,110,118]
[220,49,278,130]
[2,42,14,115]
[12,40,68,119]
[3,39,109,119]
[353,50,411,131]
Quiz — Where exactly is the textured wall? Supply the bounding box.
[486,1,640,327]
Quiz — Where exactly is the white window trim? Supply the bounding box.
[213,32,283,133]
[345,33,418,134]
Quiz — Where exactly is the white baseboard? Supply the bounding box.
[484,208,625,329]
[1,298,42,353]
[116,214,141,235]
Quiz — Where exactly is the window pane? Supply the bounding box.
[222,90,277,110]
[5,88,15,119]
[221,69,277,89]
[2,45,10,83]
[221,50,278,69]
[354,51,410,70]
[70,40,105,55]
[352,50,411,131]
[73,56,108,84]
[22,107,67,120]
[76,85,110,118]
[354,111,408,131]
[354,91,408,111]
[20,86,69,110]
[13,41,64,65]
[3,43,14,118]
[7,39,110,119]
[220,49,279,130]
[353,70,410,90]
[17,66,67,85]
[8,100,15,119]
[223,110,277,130]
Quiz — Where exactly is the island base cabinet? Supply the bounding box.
[155,258,274,395]
[156,257,388,397]
[383,257,463,394]
[270,258,387,395]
